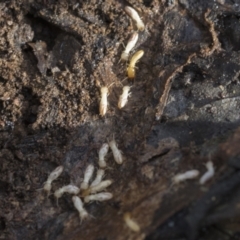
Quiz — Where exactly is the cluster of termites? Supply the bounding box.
[42,137,123,222]
[99,6,145,116]
[172,161,215,185]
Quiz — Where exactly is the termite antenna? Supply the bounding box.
[108,81,116,89]
[121,77,128,85]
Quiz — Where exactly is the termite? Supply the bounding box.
[83,179,113,196]
[99,82,115,117]
[199,161,215,185]
[90,169,105,187]
[89,180,112,194]
[173,170,200,184]
[127,50,144,79]
[80,164,94,190]
[43,165,64,196]
[118,86,131,109]
[121,32,139,62]
[109,138,123,164]
[98,143,109,168]
[72,196,89,222]
[124,212,140,232]
[84,192,113,203]
[99,86,108,117]
[54,185,80,205]
[125,6,145,31]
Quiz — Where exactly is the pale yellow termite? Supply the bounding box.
[72,196,89,223]
[173,170,200,184]
[80,164,94,190]
[89,180,112,194]
[127,50,144,79]
[43,165,63,196]
[118,86,131,109]
[125,6,145,31]
[90,169,105,187]
[199,161,215,185]
[121,32,139,62]
[109,138,123,164]
[82,179,112,196]
[99,82,115,117]
[99,86,108,117]
[84,192,113,203]
[124,212,140,232]
[98,143,109,168]
[54,185,80,205]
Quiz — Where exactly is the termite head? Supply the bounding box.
[206,161,213,169]
[54,188,63,199]
[127,67,135,79]
[123,86,131,92]
[108,139,116,148]
[121,51,129,62]
[98,160,107,168]
[80,210,89,223]
[136,21,145,32]
[100,86,108,95]
[43,182,51,194]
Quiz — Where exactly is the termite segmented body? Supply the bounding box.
[109,138,123,164]
[121,32,139,61]
[124,212,140,232]
[199,161,215,185]
[90,169,105,187]
[118,86,131,109]
[43,165,64,195]
[173,170,200,184]
[98,143,109,168]
[127,50,144,79]
[99,86,108,117]
[125,6,145,31]
[72,196,89,222]
[89,180,112,194]
[84,192,113,203]
[81,164,94,190]
[54,185,80,203]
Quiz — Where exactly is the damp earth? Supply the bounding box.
[1,0,240,239]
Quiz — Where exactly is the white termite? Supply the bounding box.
[72,196,89,222]
[125,6,145,31]
[43,165,64,195]
[99,86,108,117]
[80,164,94,190]
[118,86,131,109]
[121,32,139,61]
[84,192,113,203]
[89,180,112,194]
[173,170,200,184]
[109,138,123,164]
[54,185,80,204]
[98,143,109,168]
[199,161,215,185]
[90,169,105,187]
[124,212,140,232]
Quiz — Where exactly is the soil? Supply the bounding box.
[0,0,240,239]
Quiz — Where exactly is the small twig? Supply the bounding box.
[155,53,195,120]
